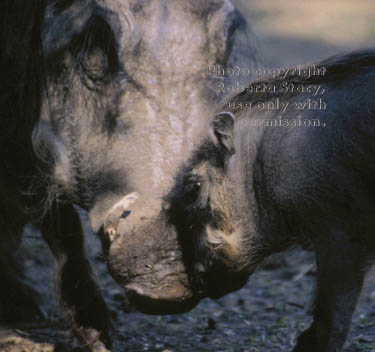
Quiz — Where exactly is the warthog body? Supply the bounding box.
[118,49,375,352]
[0,0,251,350]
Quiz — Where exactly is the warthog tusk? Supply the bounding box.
[105,226,117,241]
[104,192,140,240]
[110,192,140,213]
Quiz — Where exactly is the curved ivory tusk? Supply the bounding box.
[104,192,140,240]
[109,192,140,214]
[104,226,117,241]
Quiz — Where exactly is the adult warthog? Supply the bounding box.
[0,0,252,350]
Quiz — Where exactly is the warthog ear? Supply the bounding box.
[210,112,235,154]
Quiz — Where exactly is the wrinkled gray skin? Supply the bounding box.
[0,0,251,351]
[124,50,375,352]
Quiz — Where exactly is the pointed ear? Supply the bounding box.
[209,111,235,154]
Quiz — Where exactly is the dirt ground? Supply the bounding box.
[2,221,375,352]
[2,1,375,352]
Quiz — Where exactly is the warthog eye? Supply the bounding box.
[184,176,202,204]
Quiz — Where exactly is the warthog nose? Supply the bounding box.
[125,281,199,315]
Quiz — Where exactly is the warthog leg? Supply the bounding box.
[293,228,368,352]
[41,204,111,351]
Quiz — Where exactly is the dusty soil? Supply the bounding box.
[2,1,374,352]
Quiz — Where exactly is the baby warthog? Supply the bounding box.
[164,49,375,352]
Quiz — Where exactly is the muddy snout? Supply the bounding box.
[101,195,199,314]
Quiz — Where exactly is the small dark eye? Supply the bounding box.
[184,177,202,204]
[189,181,201,195]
